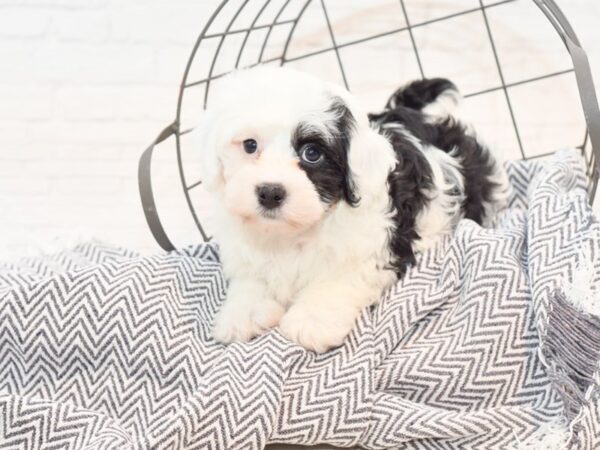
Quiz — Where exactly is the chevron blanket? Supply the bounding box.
[2,149,600,449]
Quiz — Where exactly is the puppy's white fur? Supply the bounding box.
[197,67,401,352]
[198,67,497,352]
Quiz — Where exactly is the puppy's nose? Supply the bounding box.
[256,183,287,210]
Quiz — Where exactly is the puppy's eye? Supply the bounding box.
[300,145,324,164]
[243,139,258,154]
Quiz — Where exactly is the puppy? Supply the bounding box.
[197,67,509,352]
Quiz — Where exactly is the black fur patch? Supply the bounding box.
[292,97,358,206]
[371,106,499,224]
[385,78,457,110]
[370,78,501,276]
[384,131,435,276]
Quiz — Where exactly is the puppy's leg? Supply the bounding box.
[279,276,377,353]
[213,278,285,344]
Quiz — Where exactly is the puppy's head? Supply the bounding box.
[197,66,382,236]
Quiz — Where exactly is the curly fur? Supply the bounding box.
[198,68,509,352]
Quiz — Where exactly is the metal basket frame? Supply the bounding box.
[139,0,600,251]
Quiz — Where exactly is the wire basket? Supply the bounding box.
[139,0,600,251]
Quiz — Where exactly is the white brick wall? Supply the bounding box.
[0,0,599,256]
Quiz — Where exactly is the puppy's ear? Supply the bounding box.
[195,109,223,192]
[327,96,361,206]
[343,170,360,206]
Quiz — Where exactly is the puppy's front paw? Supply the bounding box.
[213,296,285,344]
[279,303,359,353]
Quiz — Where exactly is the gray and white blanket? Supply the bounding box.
[1,150,600,449]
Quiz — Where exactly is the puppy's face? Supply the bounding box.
[199,67,360,236]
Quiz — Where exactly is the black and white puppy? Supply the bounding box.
[197,67,509,352]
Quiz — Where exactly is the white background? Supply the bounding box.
[0,0,599,256]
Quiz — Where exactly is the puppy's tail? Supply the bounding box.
[385,78,461,119]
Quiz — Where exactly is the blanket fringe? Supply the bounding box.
[511,418,570,450]
[561,243,600,316]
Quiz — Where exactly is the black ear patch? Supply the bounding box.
[292,96,359,206]
[330,98,360,205]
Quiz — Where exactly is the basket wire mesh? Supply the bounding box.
[139,0,600,250]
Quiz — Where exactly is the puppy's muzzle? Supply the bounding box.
[256,183,287,210]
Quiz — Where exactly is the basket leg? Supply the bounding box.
[138,123,178,251]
